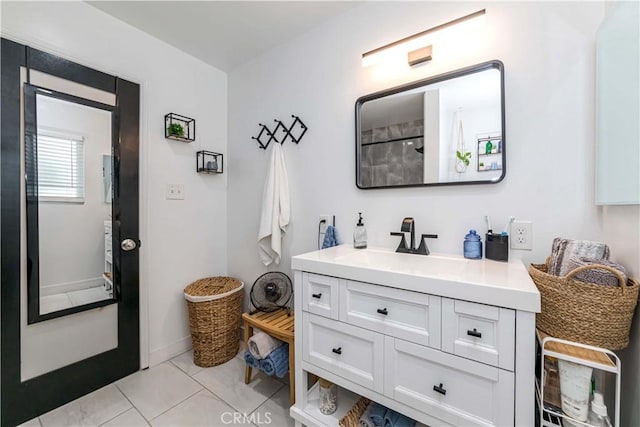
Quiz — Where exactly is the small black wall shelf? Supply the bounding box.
[165,113,195,142]
[197,150,223,174]
[252,115,307,150]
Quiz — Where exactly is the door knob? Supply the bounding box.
[121,239,137,251]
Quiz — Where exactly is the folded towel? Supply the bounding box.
[322,225,341,249]
[258,142,290,266]
[243,350,260,369]
[259,343,289,378]
[368,403,387,427]
[566,256,628,286]
[383,409,415,427]
[548,238,610,276]
[248,331,283,360]
[359,403,376,427]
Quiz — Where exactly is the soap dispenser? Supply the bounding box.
[353,212,367,249]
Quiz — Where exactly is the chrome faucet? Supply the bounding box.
[390,217,438,255]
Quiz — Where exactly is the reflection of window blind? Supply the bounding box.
[37,133,85,203]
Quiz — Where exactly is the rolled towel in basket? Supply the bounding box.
[248,331,283,359]
[259,343,289,378]
[383,409,415,427]
[566,256,628,286]
[243,350,260,369]
[367,403,388,427]
[548,238,610,276]
[359,403,376,427]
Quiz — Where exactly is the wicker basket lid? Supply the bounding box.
[184,277,244,302]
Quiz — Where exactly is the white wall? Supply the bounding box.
[228,2,640,424]
[37,96,111,292]
[228,1,604,300]
[601,206,640,425]
[597,2,640,423]
[2,1,228,367]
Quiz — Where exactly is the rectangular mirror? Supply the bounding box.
[356,60,505,188]
[24,84,117,323]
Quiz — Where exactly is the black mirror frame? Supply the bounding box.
[355,60,506,189]
[24,83,118,324]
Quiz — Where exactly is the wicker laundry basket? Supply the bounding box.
[529,261,639,350]
[338,397,371,427]
[184,277,244,367]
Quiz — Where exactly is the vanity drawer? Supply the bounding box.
[441,298,515,371]
[301,273,339,319]
[302,312,384,393]
[339,280,441,348]
[384,337,514,427]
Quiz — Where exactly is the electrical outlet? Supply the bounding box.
[510,220,533,250]
[319,215,331,234]
[166,184,185,200]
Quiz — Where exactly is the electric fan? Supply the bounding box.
[249,272,293,313]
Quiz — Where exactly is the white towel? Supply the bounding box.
[258,142,290,265]
[248,331,283,360]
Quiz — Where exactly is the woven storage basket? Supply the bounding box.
[184,277,244,367]
[530,261,639,350]
[338,397,371,427]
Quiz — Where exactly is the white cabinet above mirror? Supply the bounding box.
[596,1,640,205]
[356,60,505,189]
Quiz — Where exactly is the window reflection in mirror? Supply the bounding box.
[356,61,505,188]
[27,87,116,318]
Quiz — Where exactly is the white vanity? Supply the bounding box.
[290,245,540,427]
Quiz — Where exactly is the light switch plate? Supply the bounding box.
[166,184,184,200]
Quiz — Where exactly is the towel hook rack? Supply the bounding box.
[252,115,307,150]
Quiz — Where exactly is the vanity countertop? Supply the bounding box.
[292,245,540,312]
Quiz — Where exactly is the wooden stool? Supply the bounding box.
[242,309,295,405]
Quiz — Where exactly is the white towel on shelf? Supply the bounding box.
[258,142,290,266]
[248,331,283,360]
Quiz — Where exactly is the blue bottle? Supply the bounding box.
[463,229,482,259]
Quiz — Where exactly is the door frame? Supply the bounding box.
[1,38,141,426]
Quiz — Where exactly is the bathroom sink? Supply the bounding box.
[335,248,470,277]
[291,244,540,312]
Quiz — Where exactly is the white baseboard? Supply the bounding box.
[41,277,104,296]
[149,336,192,367]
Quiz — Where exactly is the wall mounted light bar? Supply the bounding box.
[362,9,486,67]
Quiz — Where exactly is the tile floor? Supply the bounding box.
[20,349,293,427]
[40,286,112,315]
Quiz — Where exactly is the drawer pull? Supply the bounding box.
[376,308,388,316]
[467,328,482,338]
[433,383,447,395]
[312,293,322,299]
[332,347,342,355]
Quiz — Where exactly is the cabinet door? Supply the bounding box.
[441,298,515,371]
[302,312,384,393]
[384,337,514,426]
[339,279,441,348]
[301,273,339,319]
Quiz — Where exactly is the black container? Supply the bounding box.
[485,233,509,262]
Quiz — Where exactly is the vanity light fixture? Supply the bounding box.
[362,9,486,67]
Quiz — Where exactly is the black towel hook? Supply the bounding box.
[252,115,308,150]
